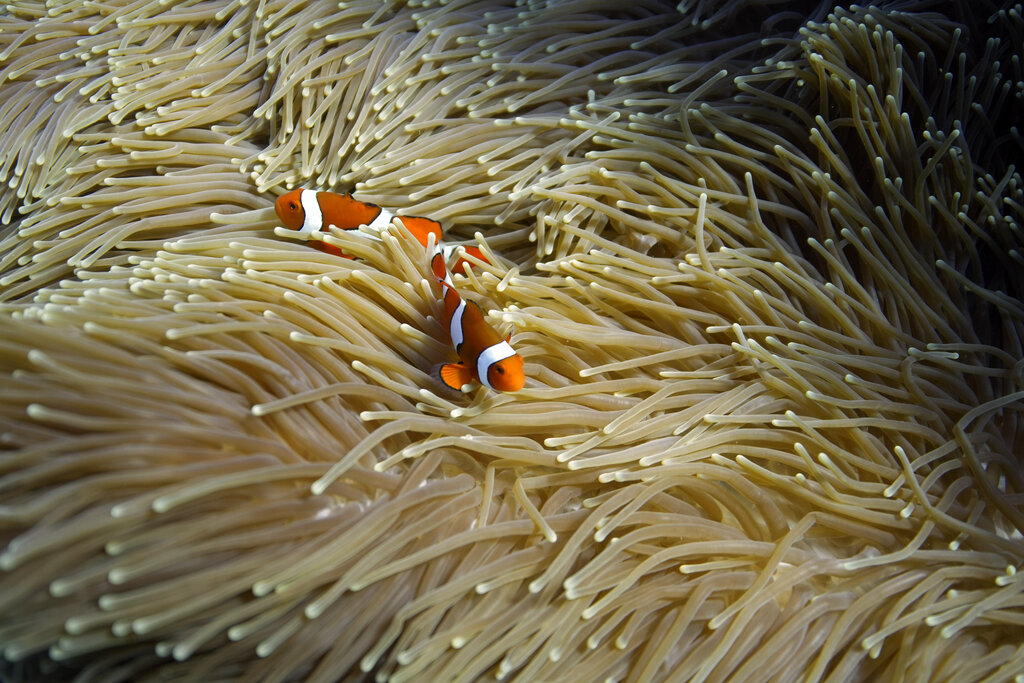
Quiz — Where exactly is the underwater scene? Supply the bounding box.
[0,1,1022,681]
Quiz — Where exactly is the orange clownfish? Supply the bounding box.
[430,247,524,392]
[275,188,486,273]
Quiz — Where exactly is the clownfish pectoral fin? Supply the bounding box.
[440,362,474,391]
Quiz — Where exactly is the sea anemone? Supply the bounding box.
[1,1,1022,681]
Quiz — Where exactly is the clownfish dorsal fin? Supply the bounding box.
[395,215,443,249]
[461,298,488,325]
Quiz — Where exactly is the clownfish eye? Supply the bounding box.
[288,202,298,210]
[496,366,505,374]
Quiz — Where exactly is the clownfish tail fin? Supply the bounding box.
[430,250,448,281]
[431,248,458,293]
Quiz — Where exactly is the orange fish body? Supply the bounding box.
[275,188,486,272]
[430,250,524,392]
[275,188,441,258]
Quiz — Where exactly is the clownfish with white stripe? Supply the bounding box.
[275,188,487,274]
[430,247,525,393]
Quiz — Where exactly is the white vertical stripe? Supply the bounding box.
[449,299,466,350]
[299,189,322,234]
[476,341,516,390]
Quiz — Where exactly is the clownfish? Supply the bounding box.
[275,188,486,273]
[430,247,524,392]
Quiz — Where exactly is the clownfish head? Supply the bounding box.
[275,189,307,231]
[486,353,525,392]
